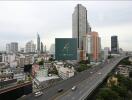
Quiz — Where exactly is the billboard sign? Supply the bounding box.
[55,38,77,60]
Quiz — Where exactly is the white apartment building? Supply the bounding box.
[58,66,75,80]
[13,73,26,81]
[104,47,109,60]
[2,53,35,67]
[36,69,48,77]
[25,40,36,53]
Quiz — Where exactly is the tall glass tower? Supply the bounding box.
[37,33,40,53]
[111,35,119,54]
[72,4,87,49]
[72,4,91,60]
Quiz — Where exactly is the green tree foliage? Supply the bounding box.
[76,64,91,72]
[129,71,132,78]
[79,60,90,64]
[38,60,44,65]
[111,85,127,98]
[96,88,120,100]
[49,57,54,62]
[107,55,113,59]
[96,74,132,100]
[120,58,131,65]
[115,74,132,91]
[49,67,58,75]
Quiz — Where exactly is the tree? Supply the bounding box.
[107,55,113,59]
[49,57,53,62]
[38,60,44,65]
[120,58,131,65]
[96,88,120,100]
[129,71,132,78]
[111,85,127,98]
[49,66,58,75]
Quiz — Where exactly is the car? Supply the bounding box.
[98,72,102,75]
[71,86,77,91]
[48,74,52,77]
[90,72,93,74]
[34,91,43,97]
[57,88,63,93]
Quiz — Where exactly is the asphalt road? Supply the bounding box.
[54,58,120,100]
[20,56,127,100]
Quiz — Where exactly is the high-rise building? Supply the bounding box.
[6,43,11,53]
[44,45,46,53]
[98,37,101,61]
[84,35,92,55]
[25,40,36,53]
[49,44,55,54]
[72,4,91,61]
[0,53,2,62]
[90,32,101,62]
[37,33,40,53]
[10,42,18,53]
[111,36,119,54]
[72,4,87,49]
[41,42,43,53]
[104,47,109,60]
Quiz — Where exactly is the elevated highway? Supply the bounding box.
[20,55,130,100]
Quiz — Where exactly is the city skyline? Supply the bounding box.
[0,1,132,51]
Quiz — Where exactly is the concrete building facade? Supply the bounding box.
[10,42,18,53]
[25,40,36,53]
[90,32,101,62]
[6,42,18,53]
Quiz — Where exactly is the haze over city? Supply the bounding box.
[0,1,132,51]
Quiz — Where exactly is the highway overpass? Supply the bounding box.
[20,55,130,100]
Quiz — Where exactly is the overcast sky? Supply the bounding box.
[0,1,132,51]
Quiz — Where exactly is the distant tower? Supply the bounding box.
[37,33,40,54]
[6,43,11,53]
[111,36,119,54]
[44,45,47,53]
[41,42,43,53]
[10,42,18,53]
[90,31,101,62]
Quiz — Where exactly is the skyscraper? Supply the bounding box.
[90,31,101,62]
[6,43,11,53]
[111,36,119,54]
[72,4,87,49]
[37,33,40,53]
[10,42,18,53]
[25,40,36,53]
[41,42,43,53]
[72,4,91,61]
[49,44,55,54]
[44,45,46,53]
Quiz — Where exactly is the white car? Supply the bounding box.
[34,91,43,97]
[98,72,102,75]
[90,72,93,74]
[71,86,77,91]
